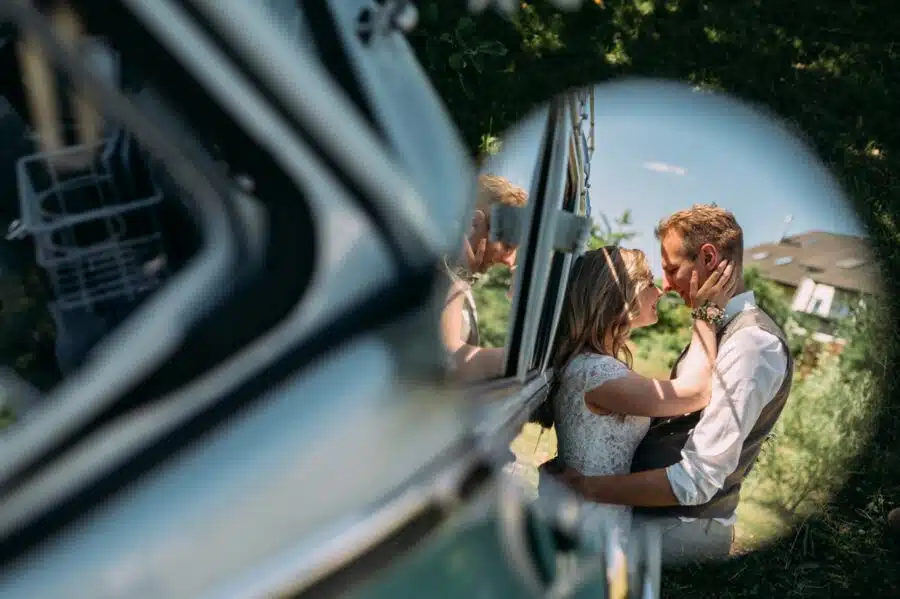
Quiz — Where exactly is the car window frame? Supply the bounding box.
[529,166,579,374]
[0,0,438,558]
[511,97,573,381]
[465,97,587,451]
[0,0,257,490]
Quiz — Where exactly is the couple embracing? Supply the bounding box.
[537,204,794,566]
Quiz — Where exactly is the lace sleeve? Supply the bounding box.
[576,354,630,393]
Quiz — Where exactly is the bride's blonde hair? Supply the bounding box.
[532,246,654,427]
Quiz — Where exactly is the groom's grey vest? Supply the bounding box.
[630,306,794,520]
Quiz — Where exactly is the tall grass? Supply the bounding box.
[747,348,881,530]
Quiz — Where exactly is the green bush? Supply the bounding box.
[753,297,885,516]
[742,267,793,329]
[471,265,513,348]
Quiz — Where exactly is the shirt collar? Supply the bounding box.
[724,290,757,321]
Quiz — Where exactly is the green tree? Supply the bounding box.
[588,209,637,249]
[742,266,792,328]
[834,295,893,377]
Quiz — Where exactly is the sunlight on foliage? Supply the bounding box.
[605,35,631,66]
[479,133,504,156]
[589,209,637,249]
[514,4,565,57]
[634,0,655,16]
[750,297,886,531]
[703,26,725,43]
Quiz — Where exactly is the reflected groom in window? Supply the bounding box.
[441,174,527,383]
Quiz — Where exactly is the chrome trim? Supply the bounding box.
[198,447,481,599]
[515,101,572,377]
[497,469,545,597]
[497,107,550,380]
[0,0,245,486]
[187,0,450,266]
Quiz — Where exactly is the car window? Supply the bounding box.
[529,168,578,373]
[0,27,233,445]
[439,108,548,385]
[0,2,339,493]
[503,91,595,490]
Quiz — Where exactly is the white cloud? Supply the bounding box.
[642,162,687,176]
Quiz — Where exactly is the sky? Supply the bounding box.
[484,81,867,277]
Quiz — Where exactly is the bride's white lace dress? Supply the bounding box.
[540,353,651,552]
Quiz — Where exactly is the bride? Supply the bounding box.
[534,246,735,577]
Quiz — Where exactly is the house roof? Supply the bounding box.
[743,230,882,295]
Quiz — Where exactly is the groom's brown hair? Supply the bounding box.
[475,174,529,212]
[655,203,744,266]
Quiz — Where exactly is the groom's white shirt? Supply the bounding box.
[665,290,789,525]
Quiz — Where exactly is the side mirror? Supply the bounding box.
[479,77,882,585]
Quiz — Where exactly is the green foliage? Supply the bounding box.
[754,294,887,517]
[0,404,14,431]
[0,249,58,391]
[513,3,565,58]
[588,209,637,249]
[478,133,503,156]
[741,266,792,329]
[410,1,608,150]
[416,8,512,101]
[834,297,894,376]
[471,265,513,348]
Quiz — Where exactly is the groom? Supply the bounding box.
[553,204,794,565]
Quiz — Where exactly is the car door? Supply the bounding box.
[0,2,463,598]
[0,3,653,599]
[269,93,607,599]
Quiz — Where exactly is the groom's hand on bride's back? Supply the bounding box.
[540,455,565,474]
[540,457,587,496]
[557,468,588,496]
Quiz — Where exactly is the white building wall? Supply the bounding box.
[790,277,836,318]
[809,284,835,317]
[791,277,816,311]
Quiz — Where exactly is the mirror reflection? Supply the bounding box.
[0,3,272,442]
[441,173,528,383]
[463,80,886,571]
